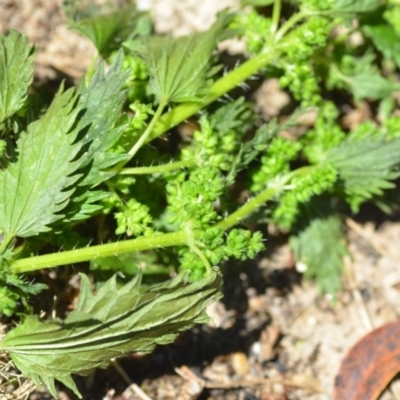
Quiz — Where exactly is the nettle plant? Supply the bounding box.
[0,0,400,397]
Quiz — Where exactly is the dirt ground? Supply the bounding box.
[1,1,400,399]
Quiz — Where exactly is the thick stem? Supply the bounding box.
[10,231,194,274]
[10,166,317,273]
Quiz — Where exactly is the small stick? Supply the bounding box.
[344,255,374,332]
[345,218,386,257]
[176,366,324,394]
[112,359,132,386]
[130,384,154,400]
[112,359,154,400]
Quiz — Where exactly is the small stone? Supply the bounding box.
[230,352,250,377]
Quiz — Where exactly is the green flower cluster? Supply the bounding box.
[284,17,331,61]
[115,199,154,237]
[181,97,253,171]
[272,163,338,228]
[128,101,154,130]
[165,165,265,279]
[101,176,136,214]
[166,167,224,230]
[110,51,149,102]
[251,137,301,193]
[302,103,345,164]
[279,63,321,105]
[279,16,332,105]
[101,175,155,237]
[231,10,272,54]
[179,227,264,280]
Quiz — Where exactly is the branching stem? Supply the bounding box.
[10,231,193,274]
[270,0,282,42]
[216,180,287,231]
[275,11,307,42]
[10,165,318,274]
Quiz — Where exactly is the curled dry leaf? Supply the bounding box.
[333,321,400,400]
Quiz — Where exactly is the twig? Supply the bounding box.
[112,359,154,400]
[176,366,324,394]
[204,376,325,393]
[112,358,133,385]
[130,384,154,400]
[343,255,374,332]
[345,218,386,257]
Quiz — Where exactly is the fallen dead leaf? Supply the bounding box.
[334,321,400,400]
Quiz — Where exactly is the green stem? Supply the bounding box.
[120,159,195,175]
[270,0,282,41]
[128,99,167,158]
[10,165,318,274]
[216,184,282,231]
[184,220,211,271]
[147,52,273,142]
[111,99,167,173]
[274,11,307,43]
[275,10,329,43]
[216,165,317,230]
[10,231,194,274]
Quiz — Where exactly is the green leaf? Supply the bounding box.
[341,67,397,101]
[63,51,130,222]
[290,215,347,295]
[127,13,231,104]
[226,108,306,186]
[0,87,85,237]
[0,273,48,316]
[333,0,381,13]
[326,133,400,211]
[75,50,129,187]
[65,3,140,58]
[329,52,399,101]
[242,0,274,5]
[209,96,255,137]
[0,30,34,124]
[65,189,110,222]
[363,23,400,69]
[0,269,222,399]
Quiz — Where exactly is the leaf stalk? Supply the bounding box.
[147,52,273,141]
[119,159,195,175]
